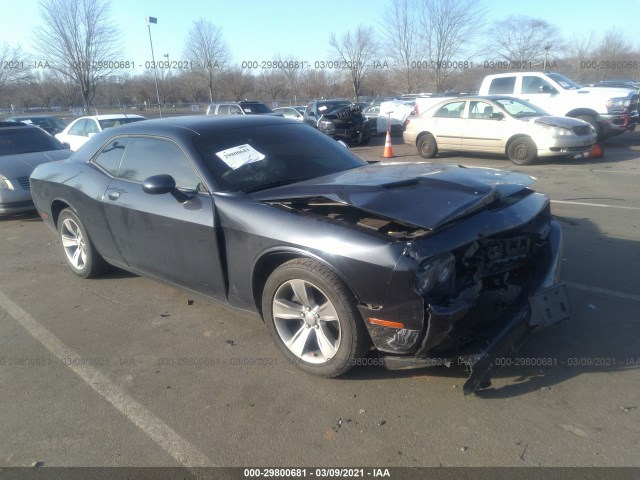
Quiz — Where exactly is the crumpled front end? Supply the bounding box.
[361,190,569,393]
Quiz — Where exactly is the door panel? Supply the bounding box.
[103,179,226,299]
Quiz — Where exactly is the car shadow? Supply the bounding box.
[0,210,41,222]
[342,213,640,398]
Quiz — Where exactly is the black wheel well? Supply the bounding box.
[252,252,302,318]
[50,200,71,228]
[505,134,532,154]
[251,252,358,319]
[566,108,599,119]
[415,131,433,145]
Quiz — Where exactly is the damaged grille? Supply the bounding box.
[480,234,532,275]
[17,176,30,190]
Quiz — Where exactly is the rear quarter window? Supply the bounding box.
[488,77,516,95]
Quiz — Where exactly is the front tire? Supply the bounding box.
[507,137,537,165]
[417,133,438,158]
[262,259,370,377]
[57,208,106,278]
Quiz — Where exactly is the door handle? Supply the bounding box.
[108,191,120,200]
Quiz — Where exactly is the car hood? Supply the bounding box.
[529,116,587,128]
[575,86,636,98]
[252,163,535,231]
[0,149,72,179]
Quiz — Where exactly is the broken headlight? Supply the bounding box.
[416,253,455,294]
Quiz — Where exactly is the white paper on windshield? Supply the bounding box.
[215,144,265,169]
[318,105,328,112]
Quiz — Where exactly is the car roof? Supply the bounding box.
[98,114,298,137]
[0,121,31,129]
[72,114,146,121]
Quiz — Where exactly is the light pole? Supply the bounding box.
[146,16,162,118]
[543,44,551,71]
[163,53,172,105]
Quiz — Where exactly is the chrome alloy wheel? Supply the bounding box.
[272,279,341,364]
[60,218,88,270]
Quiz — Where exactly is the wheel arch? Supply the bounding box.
[415,130,435,146]
[505,134,533,155]
[50,199,74,228]
[565,108,599,119]
[251,248,362,320]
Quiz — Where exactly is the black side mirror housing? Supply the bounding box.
[143,174,192,203]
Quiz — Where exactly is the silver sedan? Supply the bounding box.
[0,122,72,215]
[403,96,597,165]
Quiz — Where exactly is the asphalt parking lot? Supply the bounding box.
[1,132,639,469]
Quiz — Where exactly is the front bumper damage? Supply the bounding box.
[377,218,570,394]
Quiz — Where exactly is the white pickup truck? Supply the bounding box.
[477,72,639,140]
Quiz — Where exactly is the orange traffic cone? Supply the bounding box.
[382,130,394,158]
[588,143,603,158]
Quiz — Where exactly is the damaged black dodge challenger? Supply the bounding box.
[30,115,569,394]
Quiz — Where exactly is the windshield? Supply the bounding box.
[545,73,581,90]
[0,127,65,156]
[194,123,366,192]
[240,103,273,114]
[98,117,145,129]
[12,116,66,129]
[495,98,548,118]
[318,101,351,114]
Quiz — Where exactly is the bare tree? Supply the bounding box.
[221,67,254,101]
[0,43,28,97]
[382,0,422,93]
[183,19,230,103]
[33,0,121,111]
[259,69,286,101]
[489,16,563,70]
[277,56,304,104]
[419,0,485,93]
[562,30,597,82]
[329,25,379,100]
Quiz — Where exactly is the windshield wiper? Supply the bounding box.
[243,178,303,193]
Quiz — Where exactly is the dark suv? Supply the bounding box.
[304,100,371,145]
[4,115,67,135]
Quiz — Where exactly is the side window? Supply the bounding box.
[85,120,100,135]
[469,101,494,119]
[68,119,87,136]
[117,137,202,190]
[434,101,466,118]
[522,76,553,94]
[218,105,230,115]
[306,103,315,115]
[229,105,243,115]
[93,137,129,176]
[488,77,516,94]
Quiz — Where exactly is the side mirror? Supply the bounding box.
[62,142,71,149]
[490,112,504,120]
[87,132,96,138]
[143,174,193,203]
[143,174,176,195]
[539,85,556,94]
[308,112,315,117]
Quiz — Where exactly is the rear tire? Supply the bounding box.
[507,137,537,165]
[417,133,438,158]
[57,208,107,278]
